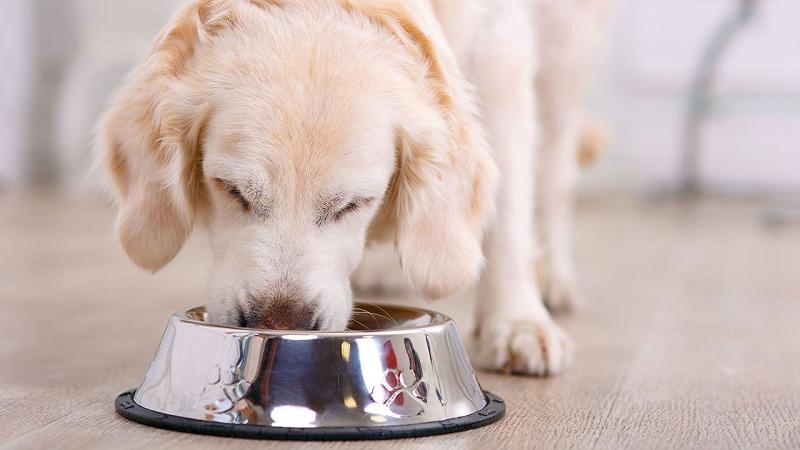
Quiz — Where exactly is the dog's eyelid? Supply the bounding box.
[345,195,376,211]
[348,195,376,206]
[212,177,233,189]
[213,177,250,211]
[331,196,375,222]
[314,195,375,226]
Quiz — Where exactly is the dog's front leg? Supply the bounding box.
[535,103,584,312]
[468,12,573,376]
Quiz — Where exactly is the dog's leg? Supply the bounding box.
[535,98,584,312]
[469,6,573,376]
[533,0,613,312]
[535,111,609,311]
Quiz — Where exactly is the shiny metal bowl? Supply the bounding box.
[116,303,505,440]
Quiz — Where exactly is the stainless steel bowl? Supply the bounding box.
[116,303,505,440]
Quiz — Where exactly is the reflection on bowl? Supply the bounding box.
[116,303,505,440]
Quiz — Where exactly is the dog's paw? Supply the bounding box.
[476,318,574,376]
[536,259,583,313]
[542,268,582,312]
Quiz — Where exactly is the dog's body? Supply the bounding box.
[369,0,615,374]
[97,0,612,375]
[433,0,614,374]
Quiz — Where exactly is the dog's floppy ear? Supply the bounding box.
[96,1,234,271]
[355,0,499,299]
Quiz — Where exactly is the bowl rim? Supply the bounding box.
[117,389,506,440]
[174,303,456,337]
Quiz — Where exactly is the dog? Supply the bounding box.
[97,0,613,376]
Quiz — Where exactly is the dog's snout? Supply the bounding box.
[244,289,317,330]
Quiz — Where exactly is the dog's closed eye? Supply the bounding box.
[333,200,361,221]
[317,196,375,226]
[214,178,250,212]
[334,197,376,222]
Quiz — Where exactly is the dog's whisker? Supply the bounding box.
[348,317,368,330]
[351,308,386,317]
[361,311,384,327]
[351,309,393,327]
[351,311,381,327]
[369,303,398,325]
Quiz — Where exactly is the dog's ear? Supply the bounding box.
[96,1,235,271]
[356,0,499,299]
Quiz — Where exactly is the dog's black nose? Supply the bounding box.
[244,293,317,330]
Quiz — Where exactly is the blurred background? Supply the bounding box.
[3,2,800,447]
[2,0,799,200]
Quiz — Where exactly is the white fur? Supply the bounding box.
[420,0,612,374]
[97,0,613,375]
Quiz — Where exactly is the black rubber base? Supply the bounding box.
[116,390,505,441]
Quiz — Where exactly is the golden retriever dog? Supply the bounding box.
[97,0,613,375]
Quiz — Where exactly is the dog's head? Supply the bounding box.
[97,0,496,330]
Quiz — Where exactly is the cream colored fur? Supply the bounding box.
[357,0,614,375]
[97,0,612,375]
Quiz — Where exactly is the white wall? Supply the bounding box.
[0,0,33,186]
[585,0,800,194]
[3,0,799,195]
[53,0,184,190]
[1,0,182,189]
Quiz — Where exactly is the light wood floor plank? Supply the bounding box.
[2,192,799,449]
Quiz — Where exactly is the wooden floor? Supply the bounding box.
[2,191,799,449]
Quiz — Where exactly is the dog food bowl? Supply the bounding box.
[116,303,505,440]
